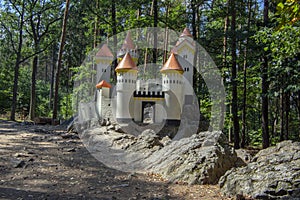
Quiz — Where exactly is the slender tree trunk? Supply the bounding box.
[93,0,99,49]
[241,0,252,148]
[191,0,197,40]
[153,0,158,64]
[29,55,38,120]
[230,0,240,149]
[10,1,25,121]
[285,91,290,140]
[163,3,169,64]
[111,0,117,82]
[262,0,270,148]
[280,89,285,141]
[52,0,70,123]
[49,44,56,110]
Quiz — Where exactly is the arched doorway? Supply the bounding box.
[142,102,155,124]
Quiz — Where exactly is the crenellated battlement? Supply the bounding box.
[133,90,165,99]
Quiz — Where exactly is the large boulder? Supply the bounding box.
[145,131,243,184]
[219,140,300,199]
[81,128,243,185]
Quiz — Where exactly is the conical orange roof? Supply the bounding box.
[160,53,183,73]
[96,44,113,57]
[121,31,135,50]
[180,27,193,38]
[96,80,112,89]
[115,53,138,72]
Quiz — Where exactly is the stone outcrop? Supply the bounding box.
[219,140,300,199]
[80,128,243,185]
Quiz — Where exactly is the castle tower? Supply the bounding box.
[161,53,184,125]
[95,44,114,83]
[172,28,196,104]
[95,80,112,118]
[115,53,138,122]
[117,31,138,64]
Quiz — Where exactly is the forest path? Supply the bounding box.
[0,120,230,200]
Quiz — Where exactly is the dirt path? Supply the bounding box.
[0,120,230,200]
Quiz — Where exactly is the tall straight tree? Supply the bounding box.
[7,0,26,121]
[27,0,60,120]
[241,0,252,148]
[261,0,270,148]
[52,0,70,123]
[152,0,158,63]
[230,0,240,149]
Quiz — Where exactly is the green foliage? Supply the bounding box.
[60,93,73,119]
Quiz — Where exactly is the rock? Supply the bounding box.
[100,119,106,126]
[66,148,76,152]
[219,140,300,199]
[107,125,115,130]
[160,136,172,146]
[136,129,163,148]
[146,131,244,184]
[114,124,123,133]
[83,128,243,185]
[61,133,79,140]
[12,159,26,168]
[235,149,252,164]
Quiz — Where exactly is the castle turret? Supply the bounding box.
[95,44,114,83]
[171,27,196,104]
[95,80,112,119]
[117,31,138,64]
[115,53,138,122]
[161,53,184,125]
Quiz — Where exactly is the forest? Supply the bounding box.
[0,0,299,149]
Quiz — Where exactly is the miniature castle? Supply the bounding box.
[95,28,196,126]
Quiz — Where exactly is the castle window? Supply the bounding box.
[183,55,187,59]
[173,80,175,84]
[187,67,189,72]
[166,80,168,83]
[177,80,179,84]
[129,79,131,83]
[125,79,127,83]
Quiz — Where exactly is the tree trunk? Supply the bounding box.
[262,0,270,148]
[153,0,158,64]
[230,0,240,149]
[111,0,117,82]
[223,1,231,140]
[285,91,290,140]
[49,44,56,110]
[280,89,285,141]
[10,1,25,121]
[241,0,252,148]
[52,0,70,123]
[29,55,38,120]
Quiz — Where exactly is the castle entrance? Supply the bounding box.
[142,101,155,124]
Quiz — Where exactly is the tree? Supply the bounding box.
[2,0,27,121]
[261,0,270,148]
[52,0,70,123]
[230,0,240,149]
[27,0,61,120]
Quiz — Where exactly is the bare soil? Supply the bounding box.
[0,120,231,200]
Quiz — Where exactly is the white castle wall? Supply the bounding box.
[162,72,183,120]
[116,71,137,120]
[96,57,113,83]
